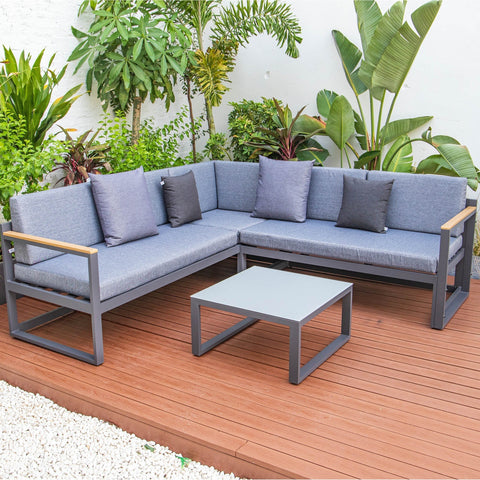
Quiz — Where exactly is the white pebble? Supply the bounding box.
[0,381,245,480]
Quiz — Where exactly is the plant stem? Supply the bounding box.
[344,147,352,168]
[185,77,197,163]
[354,93,370,151]
[382,91,400,143]
[369,93,376,149]
[205,98,216,136]
[376,90,386,149]
[131,96,142,145]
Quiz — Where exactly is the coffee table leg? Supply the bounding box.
[289,323,301,384]
[191,299,202,356]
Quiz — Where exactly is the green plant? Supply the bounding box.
[0,47,81,147]
[70,0,193,144]
[245,99,327,163]
[301,0,478,189]
[0,111,64,220]
[164,0,302,138]
[51,128,111,186]
[98,106,202,172]
[228,97,280,162]
[204,132,231,161]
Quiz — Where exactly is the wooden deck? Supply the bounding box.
[0,258,479,479]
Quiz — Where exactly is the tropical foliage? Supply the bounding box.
[0,111,64,220]
[69,0,193,143]
[0,47,81,147]
[301,0,478,189]
[228,97,280,162]
[163,0,302,137]
[51,128,111,186]
[245,99,327,163]
[97,106,202,172]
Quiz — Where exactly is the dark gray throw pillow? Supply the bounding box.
[162,170,202,227]
[336,175,394,233]
[252,155,314,222]
[89,167,158,247]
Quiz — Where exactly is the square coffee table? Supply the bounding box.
[191,266,352,384]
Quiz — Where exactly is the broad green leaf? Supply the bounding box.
[380,115,432,145]
[122,63,130,89]
[354,110,368,150]
[416,154,449,174]
[293,114,326,136]
[116,20,129,42]
[130,62,148,83]
[431,135,460,146]
[382,134,413,172]
[355,150,381,169]
[145,42,156,63]
[354,0,382,54]
[332,30,367,96]
[369,1,441,94]
[437,143,478,190]
[133,38,143,61]
[316,89,338,119]
[71,26,87,39]
[325,95,355,150]
[108,61,123,84]
[358,1,405,95]
[297,138,329,164]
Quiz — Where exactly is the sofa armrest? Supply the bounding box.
[441,206,476,232]
[2,230,98,257]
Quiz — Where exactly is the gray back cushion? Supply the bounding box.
[10,183,104,265]
[252,156,313,222]
[89,167,158,247]
[168,162,217,212]
[307,168,367,221]
[144,168,169,225]
[367,171,467,235]
[215,161,259,212]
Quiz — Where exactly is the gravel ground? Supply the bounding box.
[0,380,243,480]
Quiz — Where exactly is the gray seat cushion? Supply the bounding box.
[239,219,463,273]
[14,224,238,301]
[192,209,266,233]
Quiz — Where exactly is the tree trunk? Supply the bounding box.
[186,77,197,163]
[131,96,142,145]
[205,97,216,136]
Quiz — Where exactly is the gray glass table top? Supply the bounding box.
[191,265,352,323]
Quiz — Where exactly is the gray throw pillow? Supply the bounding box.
[252,156,314,222]
[336,175,394,233]
[162,170,202,227]
[89,167,158,247]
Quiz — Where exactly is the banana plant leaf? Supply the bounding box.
[316,90,338,119]
[355,149,380,169]
[332,30,367,96]
[296,138,329,164]
[380,115,432,145]
[382,135,413,172]
[354,0,382,54]
[358,1,405,98]
[325,95,355,150]
[293,114,326,136]
[416,144,478,191]
[354,111,368,150]
[367,1,441,95]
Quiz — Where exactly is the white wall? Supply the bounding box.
[1,0,479,172]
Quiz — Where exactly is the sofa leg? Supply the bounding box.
[237,252,247,272]
[431,277,447,330]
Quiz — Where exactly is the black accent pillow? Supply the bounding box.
[336,176,394,233]
[161,170,202,227]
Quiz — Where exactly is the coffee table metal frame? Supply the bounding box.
[191,266,352,384]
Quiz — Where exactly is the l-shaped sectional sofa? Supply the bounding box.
[1,159,476,365]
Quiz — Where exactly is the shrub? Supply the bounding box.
[0,111,64,220]
[228,98,280,162]
[98,106,203,172]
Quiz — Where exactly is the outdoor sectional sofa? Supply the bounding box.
[1,159,476,365]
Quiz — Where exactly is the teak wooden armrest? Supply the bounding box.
[441,206,476,231]
[2,231,98,255]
